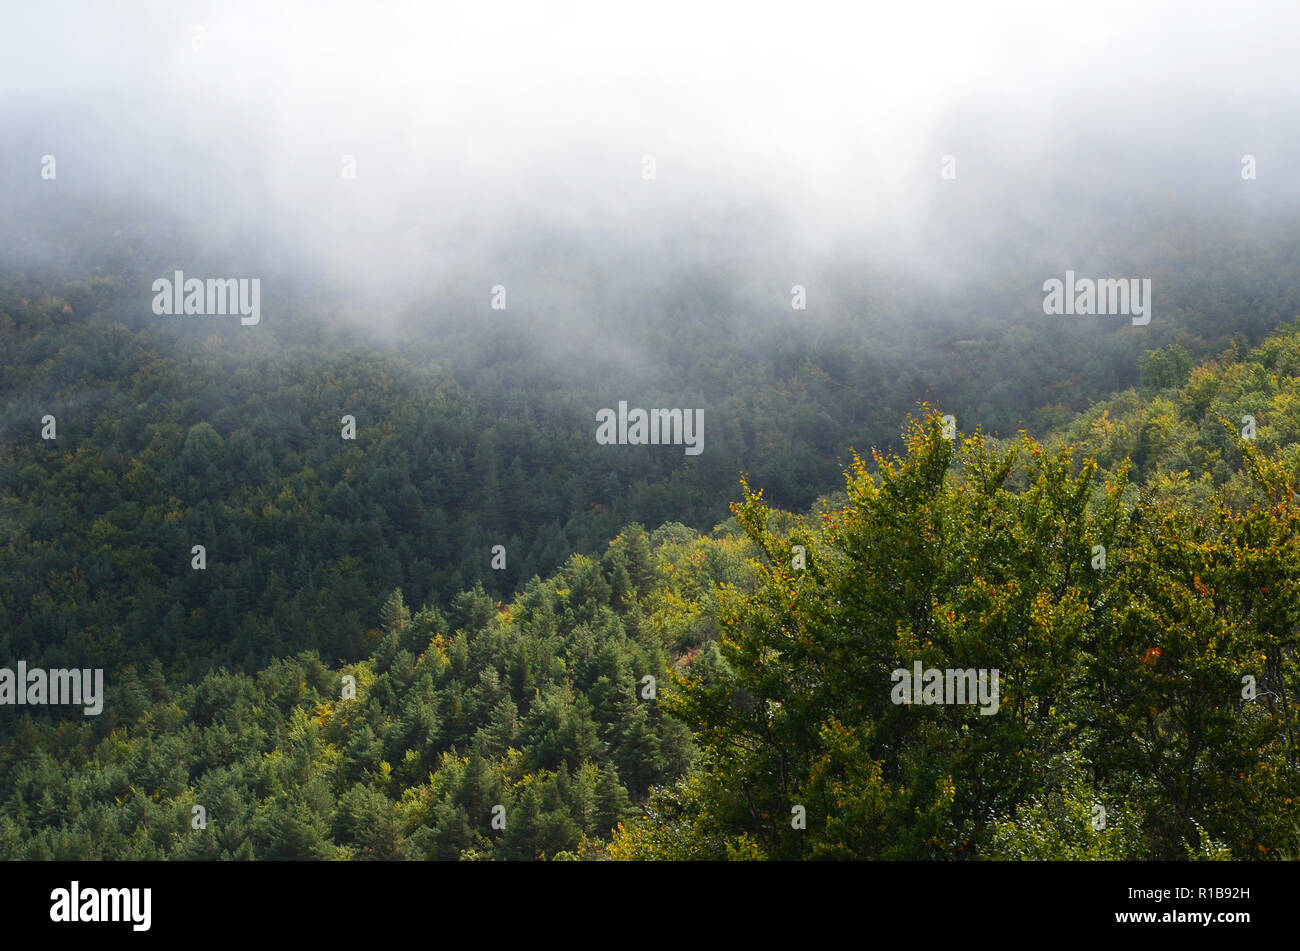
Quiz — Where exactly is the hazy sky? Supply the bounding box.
[4,0,1299,309]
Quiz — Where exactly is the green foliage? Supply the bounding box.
[7,277,1300,861]
[620,408,1300,860]
[0,525,756,860]
[1139,344,1194,392]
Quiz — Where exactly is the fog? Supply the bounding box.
[4,0,1300,341]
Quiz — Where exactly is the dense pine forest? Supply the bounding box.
[5,2,1300,876]
[3,266,1299,860]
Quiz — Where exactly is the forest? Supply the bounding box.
[3,262,1299,859]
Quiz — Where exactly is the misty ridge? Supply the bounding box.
[5,0,1300,575]
[6,1,1300,530]
[4,0,1299,643]
[5,0,1300,869]
[7,117,1300,446]
[3,1,1300,400]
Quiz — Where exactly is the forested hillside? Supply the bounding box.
[616,410,1300,860]
[6,252,1300,679]
[4,320,1300,859]
[0,522,749,859]
[1051,329,1300,502]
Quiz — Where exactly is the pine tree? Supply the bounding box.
[594,763,633,836]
